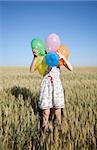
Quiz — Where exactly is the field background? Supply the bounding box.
[0,66,97,150]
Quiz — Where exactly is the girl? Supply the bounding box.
[30,49,73,130]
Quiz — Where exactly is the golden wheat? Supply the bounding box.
[0,67,97,150]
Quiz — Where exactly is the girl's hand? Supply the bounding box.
[33,49,38,57]
[57,51,65,59]
[57,52,73,71]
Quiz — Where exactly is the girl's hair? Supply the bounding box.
[45,50,47,54]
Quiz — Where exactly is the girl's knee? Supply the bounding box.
[55,108,61,116]
[42,109,50,129]
[54,108,61,124]
[43,109,50,118]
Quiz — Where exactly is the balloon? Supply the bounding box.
[37,59,48,75]
[45,52,59,67]
[45,33,61,52]
[31,38,45,56]
[56,45,69,66]
[34,56,44,70]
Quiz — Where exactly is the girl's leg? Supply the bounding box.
[54,108,61,124]
[42,109,50,130]
[53,108,62,142]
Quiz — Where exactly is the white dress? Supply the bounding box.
[38,67,64,109]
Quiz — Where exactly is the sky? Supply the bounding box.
[0,1,97,66]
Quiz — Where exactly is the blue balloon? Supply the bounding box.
[45,52,59,67]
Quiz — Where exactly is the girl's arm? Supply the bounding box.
[62,56,73,71]
[63,60,73,71]
[57,52,73,71]
[30,49,39,73]
[30,57,36,73]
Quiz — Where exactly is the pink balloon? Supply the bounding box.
[45,33,61,52]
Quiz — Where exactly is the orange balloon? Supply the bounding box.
[57,45,69,66]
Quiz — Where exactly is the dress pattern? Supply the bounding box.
[38,67,64,109]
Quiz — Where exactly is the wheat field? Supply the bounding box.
[0,66,97,150]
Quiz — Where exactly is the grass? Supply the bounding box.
[0,66,97,150]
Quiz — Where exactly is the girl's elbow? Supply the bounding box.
[30,70,32,73]
[29,68,34,73]
[69,66,73,71]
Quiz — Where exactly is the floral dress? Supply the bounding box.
[38,66,64,109]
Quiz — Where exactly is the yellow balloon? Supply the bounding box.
[37,59,48,75]
[34,56,44,70]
